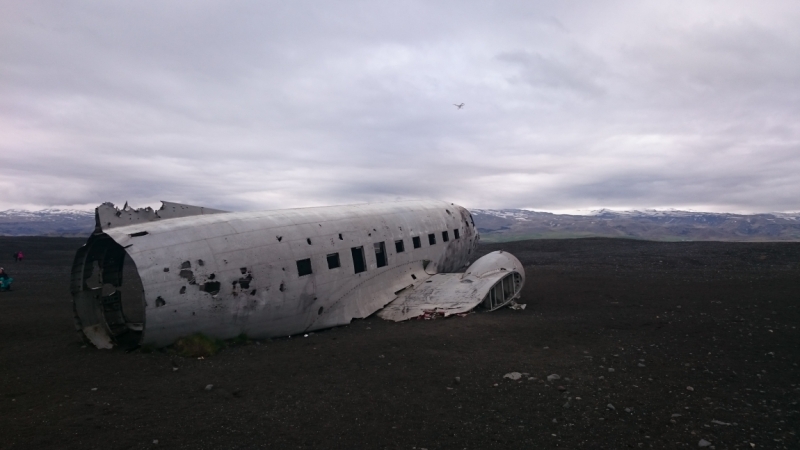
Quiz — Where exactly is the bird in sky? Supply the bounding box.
[453,103,465,109]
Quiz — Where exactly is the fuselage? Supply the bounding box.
[72,200,481,347]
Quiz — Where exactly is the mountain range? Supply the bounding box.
[1,207,799,242]
[472,209,800,242]
[0,209,96,237]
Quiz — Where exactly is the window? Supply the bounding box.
[395,239,405,253]
[442,231,449,242]
[454,229,460,239]
[374,242,387,268]
[296,258,312,276]
[326,253,340,269]
[351,246,366,274]
[428,233,436,245]
[412,236,421,249]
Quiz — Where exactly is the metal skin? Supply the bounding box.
[71,200,526,349]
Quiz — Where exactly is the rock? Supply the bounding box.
[638,363,646,367]
[710,419,730,426]
[153,440,159,444]
[607,403,615,411]
[557,385,566,391]
[205,384,214,391]
[546,374,561,382]
[503,372,522,380]
[552,418,558,423]
[624,407,632,413]
[698,438,712,447]
[671,413,682,418]
[562,401,571,408]
[608,368,615,373]
[454,377,461,384]
[686,386,694,391]
[508,301,526,310]
[598,376,605,380]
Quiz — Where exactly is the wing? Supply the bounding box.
[377,251,524,321]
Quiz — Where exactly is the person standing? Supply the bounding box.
[16,251,23,262]
[0,267,12,291]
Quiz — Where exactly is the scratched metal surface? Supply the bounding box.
[72,200,529,348]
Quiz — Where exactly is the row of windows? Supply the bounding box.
[295,229,462,277]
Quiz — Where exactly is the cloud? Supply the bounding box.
[1,1,799,213]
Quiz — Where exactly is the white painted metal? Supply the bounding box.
[71,200,526,349]
[378,250,525,321]
[96,201,228,231]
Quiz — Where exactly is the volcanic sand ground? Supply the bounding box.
[0,237,798,449]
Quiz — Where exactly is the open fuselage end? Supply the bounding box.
[71,200,525,349]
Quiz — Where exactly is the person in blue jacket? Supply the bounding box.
[0,267,12,291]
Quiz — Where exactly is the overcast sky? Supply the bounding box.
[2,1,799,214]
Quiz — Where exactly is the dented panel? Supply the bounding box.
[96,201,228,232]
[71,200,525,349]
[377,251,525,321]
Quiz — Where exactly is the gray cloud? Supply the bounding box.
[1,1,799,213]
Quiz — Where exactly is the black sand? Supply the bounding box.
[0,237,798,449]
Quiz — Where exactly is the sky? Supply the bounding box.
[2,1,799,214]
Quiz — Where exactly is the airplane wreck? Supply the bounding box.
[71,200,525,349]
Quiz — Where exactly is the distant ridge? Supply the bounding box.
[2,207,800,241]
[0,209,95,237]
[472,209,800,242]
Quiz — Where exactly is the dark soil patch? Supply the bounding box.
[0,236,798,449]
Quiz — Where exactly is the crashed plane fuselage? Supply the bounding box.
[71,200,525,349]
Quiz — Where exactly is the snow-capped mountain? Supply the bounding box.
[2,207,800,241]
[0,209,95,236]
[472,208,800,242]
